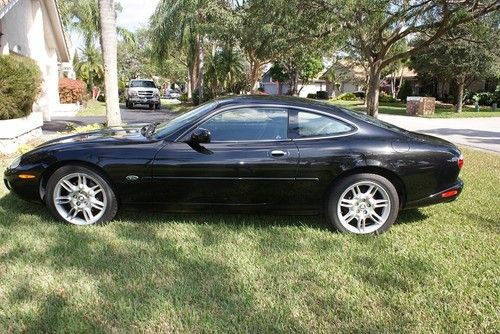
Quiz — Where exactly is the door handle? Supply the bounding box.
[271,150,287,157]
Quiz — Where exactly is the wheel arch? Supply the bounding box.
[326,166,407,209]
[39,160,118,202]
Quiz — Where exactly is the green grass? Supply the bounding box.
[77,100,106,117]
[161,99,194,114]
[0,148,499,332]
[332,100,500,118]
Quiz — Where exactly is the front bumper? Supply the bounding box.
[4,167,42,203]
[404,178,464,209]
[128,96,160,104]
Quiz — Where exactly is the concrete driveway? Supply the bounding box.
[380,115,500,153]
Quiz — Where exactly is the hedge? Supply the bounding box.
[0,55,42,120]
[59,78,86,103]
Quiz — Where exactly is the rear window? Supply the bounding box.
[130,80,156,88]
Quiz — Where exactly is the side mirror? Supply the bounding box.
[190,128,211,144]
[125,84,129,88]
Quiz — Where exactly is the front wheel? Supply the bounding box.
[326,173,399,234]
[45,165,118,225]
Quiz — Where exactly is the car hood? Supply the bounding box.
[39,125,150,148]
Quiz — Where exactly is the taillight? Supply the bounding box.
[458,155,464,169]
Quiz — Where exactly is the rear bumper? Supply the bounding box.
[404,178,464,209]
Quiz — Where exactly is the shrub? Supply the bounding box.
[179,93,188,102]
[97,94,106,102]
[0,55,42,120]
[397,80,412,102]
[316,91,329,99]
[307,93,317,99]
[59,78,85,103]
[472,92,497,106]
[353,91,366,99]
[336,92,358,101]
[379,93,396,103]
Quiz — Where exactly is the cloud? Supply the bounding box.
[116,0,160,31]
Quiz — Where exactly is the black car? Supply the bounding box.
[4,96,463,234]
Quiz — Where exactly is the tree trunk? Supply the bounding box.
[249,57,261,92]
[196,34,204,102]
[98,0,122,126]
[185,68,192,99]
[366,62,382,117]
[456,76,465,113]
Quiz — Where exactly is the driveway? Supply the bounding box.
[379,115,500,153]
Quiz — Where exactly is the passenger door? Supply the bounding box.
[151,106,299,206]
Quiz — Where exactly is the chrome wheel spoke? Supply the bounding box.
[55,196,71,205]
[373,199,389,208]
[370,212,384,225]
[340,198,356,208]
[61,180,75,192]
[357,217,366,232]
[83,208,95,224]
[91,199,105,211]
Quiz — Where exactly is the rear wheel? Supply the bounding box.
[326,173,399,234]
[45,165,118,225]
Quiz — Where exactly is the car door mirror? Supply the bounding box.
[125,83,129,88]
[190,128,211,144]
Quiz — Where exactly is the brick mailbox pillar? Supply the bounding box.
[406,96,436,116]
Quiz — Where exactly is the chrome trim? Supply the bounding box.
[173,103,359,143]
[143,176,319,181]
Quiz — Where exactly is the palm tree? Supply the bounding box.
[151,0,221,103]
[98,0,121,126]
[74,45,104,98]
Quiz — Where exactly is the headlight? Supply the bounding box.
[153,91,160,97]
[10,156,21,169]
[129,90,138,97]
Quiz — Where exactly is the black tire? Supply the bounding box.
[149,104,154,110]
[155,103,161,110]
[127,101,133,109]
[45,165,118,226]
[325,173,399,234]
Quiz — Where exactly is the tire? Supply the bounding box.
[325,173,399,235]
[45,165,118,226]
[149,104,154,110]
[155,103,161,110]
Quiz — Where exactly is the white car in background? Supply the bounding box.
[125,79,161,109]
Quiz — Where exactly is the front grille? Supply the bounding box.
[138,90,153,97]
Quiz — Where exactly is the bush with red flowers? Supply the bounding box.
[59,78,86,104]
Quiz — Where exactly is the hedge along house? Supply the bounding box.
[0,0,70,153]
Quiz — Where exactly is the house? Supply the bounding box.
[260,59,366,98]
[0,0,71,121]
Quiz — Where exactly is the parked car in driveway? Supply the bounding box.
[4,96,464,234]
[125,79,161,109]
[164,89,181,99]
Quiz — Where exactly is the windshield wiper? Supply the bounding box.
[141,122,160,138]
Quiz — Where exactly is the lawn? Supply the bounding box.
[161,99,194,113]
[0,148,498,332]
[332,100,500,118]
[77,100,106,117]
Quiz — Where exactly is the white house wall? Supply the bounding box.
[1,0,61,120]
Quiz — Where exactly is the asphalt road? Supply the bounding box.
[43,104,178,133]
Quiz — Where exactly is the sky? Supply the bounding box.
[71,0,160,48]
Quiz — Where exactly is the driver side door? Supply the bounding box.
[151,106,299,207]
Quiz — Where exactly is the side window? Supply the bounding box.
[201,108,288,141]
[295,111,353,138]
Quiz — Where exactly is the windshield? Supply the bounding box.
[152,101,217,139]
[130,80,156,88]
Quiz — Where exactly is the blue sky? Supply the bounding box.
[71,0,160,48]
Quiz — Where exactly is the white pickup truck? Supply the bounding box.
[125,79,161,109]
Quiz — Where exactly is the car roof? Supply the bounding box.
[214,95,341,113]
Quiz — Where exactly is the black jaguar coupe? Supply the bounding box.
[4,96,464,234]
